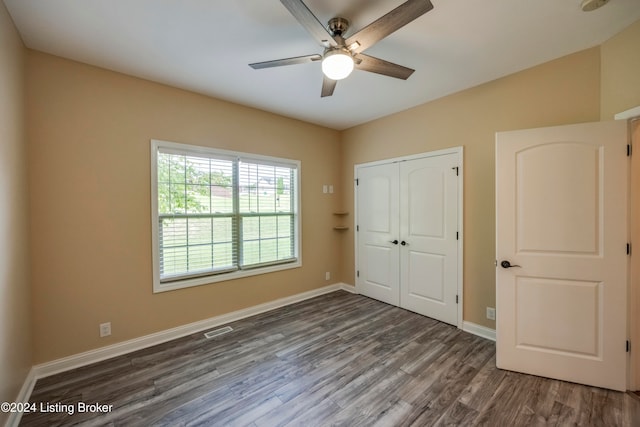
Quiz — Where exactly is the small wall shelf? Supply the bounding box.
[333,212,349,231]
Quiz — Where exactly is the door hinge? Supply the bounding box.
[357,270,360,278]
[628,144,632,157]
[627,243,631,255]
[627,340,631,352]
[456,231,459,240]
[452,166,459,176]
[356,225,359,232]
[456,295,459,304]
[355,178,359,185]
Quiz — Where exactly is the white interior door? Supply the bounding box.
[400,155,459,325]
[496,120,628,391]
[356,162,400,306]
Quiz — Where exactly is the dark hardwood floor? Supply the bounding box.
[21,291,640,426]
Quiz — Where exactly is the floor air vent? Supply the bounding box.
[204,326,233,339]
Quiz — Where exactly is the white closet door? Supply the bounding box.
[399,154,459,325]
[356,148,462,326]
[356,162,400,306]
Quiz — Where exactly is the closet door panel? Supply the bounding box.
[400,154,459,325]
[356,162,400,305]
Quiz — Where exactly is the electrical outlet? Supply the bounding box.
[329,185,334,194]
[99,322,111,337]
[325,271,331,281]
[486,307,496,321]
[323,185,328,194]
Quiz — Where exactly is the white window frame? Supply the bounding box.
[151,139,301,293]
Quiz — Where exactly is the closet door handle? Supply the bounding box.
[401,241,408,246]
[390,240,399,245]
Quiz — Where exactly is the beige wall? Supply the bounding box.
[339,48,601,329]
[26,51,342,363]
[601,19,640,119]
[0,1,31,421]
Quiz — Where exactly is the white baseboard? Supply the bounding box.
[4,367,36,427]
[339,283,357,294]
[462,321,496,341]
[34,283,354,380]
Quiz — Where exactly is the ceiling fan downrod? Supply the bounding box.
[327,17,350,37]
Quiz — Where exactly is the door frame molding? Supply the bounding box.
[627,117,639,391]
[615,109,639,391]
[354,146,464,328]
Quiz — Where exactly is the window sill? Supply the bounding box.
[152,259,302,293]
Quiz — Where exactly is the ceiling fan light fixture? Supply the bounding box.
[322,48,354,80]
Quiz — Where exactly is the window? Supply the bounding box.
[151,140,300,292]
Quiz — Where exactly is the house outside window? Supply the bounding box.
[151,139,300,292]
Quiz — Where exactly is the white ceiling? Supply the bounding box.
[5,0,640,130]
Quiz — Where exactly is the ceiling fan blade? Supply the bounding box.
[249,54,322,69]
[280,0,338,47]
[321,75,337,97]
[345,0,433,54]
[355,54,415,80]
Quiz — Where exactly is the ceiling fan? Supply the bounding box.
[249,0,434,97]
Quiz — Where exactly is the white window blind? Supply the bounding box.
[151,140,300,292]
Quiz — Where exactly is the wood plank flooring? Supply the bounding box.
[21,291,640,426]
